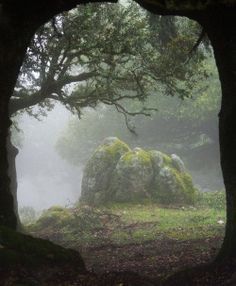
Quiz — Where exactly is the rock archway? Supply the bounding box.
[0,0,235,263]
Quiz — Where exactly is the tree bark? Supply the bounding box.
[0,105,16,228]
[7,136,21,229]
[200,9,236,261]
[0,14,36,229]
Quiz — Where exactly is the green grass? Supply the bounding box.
[103,203,225,243]
[28,192,226,247]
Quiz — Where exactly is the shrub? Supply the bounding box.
[33,206,72,229]
[195,190,226,210]
[19,206,37,225]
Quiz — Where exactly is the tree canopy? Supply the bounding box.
[10,2,207,122]
[56,54,220,168]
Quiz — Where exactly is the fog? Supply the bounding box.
[16,104,82,211]
[16,100,224,212]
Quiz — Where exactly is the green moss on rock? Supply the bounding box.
[111,148,154,202]
[80,138,197,205]
[98,137,130,158]
[153,166,196,205]
[32,206,72,230]
[121,148,152,165]
[80,137,130,204]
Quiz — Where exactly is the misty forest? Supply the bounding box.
[0,1,236,285]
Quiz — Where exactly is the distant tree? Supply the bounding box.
[55,107,132,166]
[56,55,220,168]
[133,56,220,155]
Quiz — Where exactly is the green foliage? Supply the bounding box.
[50,6,219,174]
[18,206,37,225]
[30,205,122,246]
[12,1,209,128]
[32,206,104,233]
[56,55,220,169]
[195,190,226,210]
[55,107,135,166]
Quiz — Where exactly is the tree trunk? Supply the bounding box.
[7,136,21,229]
[202,10,236,261]
[0,105,16,228]
[0,19,35,229]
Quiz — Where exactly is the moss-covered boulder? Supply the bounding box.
[33,206,72,230]
[111,148,154,202]
[80,138,196,205]
[149,151,195,204]
[153,166,196,204]
[80,137,130,204]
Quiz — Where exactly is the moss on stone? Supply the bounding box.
[162,153,173,166]
[98,138,130,158]
[149,150,172,171]
[32,206,72,230]
[111,148,154,202]
[179,172,197,203]
[81,138,197,205]
[153,166,196,205]
[121,148,152,166]
[80,137,130,204]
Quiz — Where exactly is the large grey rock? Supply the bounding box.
[80,138,196,205]
[111,148,154,202]
[80,137,130,204]
[171,154,185,173]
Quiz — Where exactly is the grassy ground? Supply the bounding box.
[28,199,225,247]
[0,191,227,285]
[25,191,226,282]
[102,203,225,243]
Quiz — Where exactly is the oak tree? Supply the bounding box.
[0,0,236,262]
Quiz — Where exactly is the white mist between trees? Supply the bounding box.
[16,100,223,213]
[16,104,82,211]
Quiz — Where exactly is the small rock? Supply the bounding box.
[217,219,224,225]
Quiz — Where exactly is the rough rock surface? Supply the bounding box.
[111,148,154,202]
[80,137,196,205]
[80,137,130,204]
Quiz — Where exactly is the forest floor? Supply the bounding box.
[1,233,234,286]
[79,233,222,281]
[2,200,236,285]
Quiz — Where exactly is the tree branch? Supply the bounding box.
[10,91,47,115]
[55,71,97,88]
